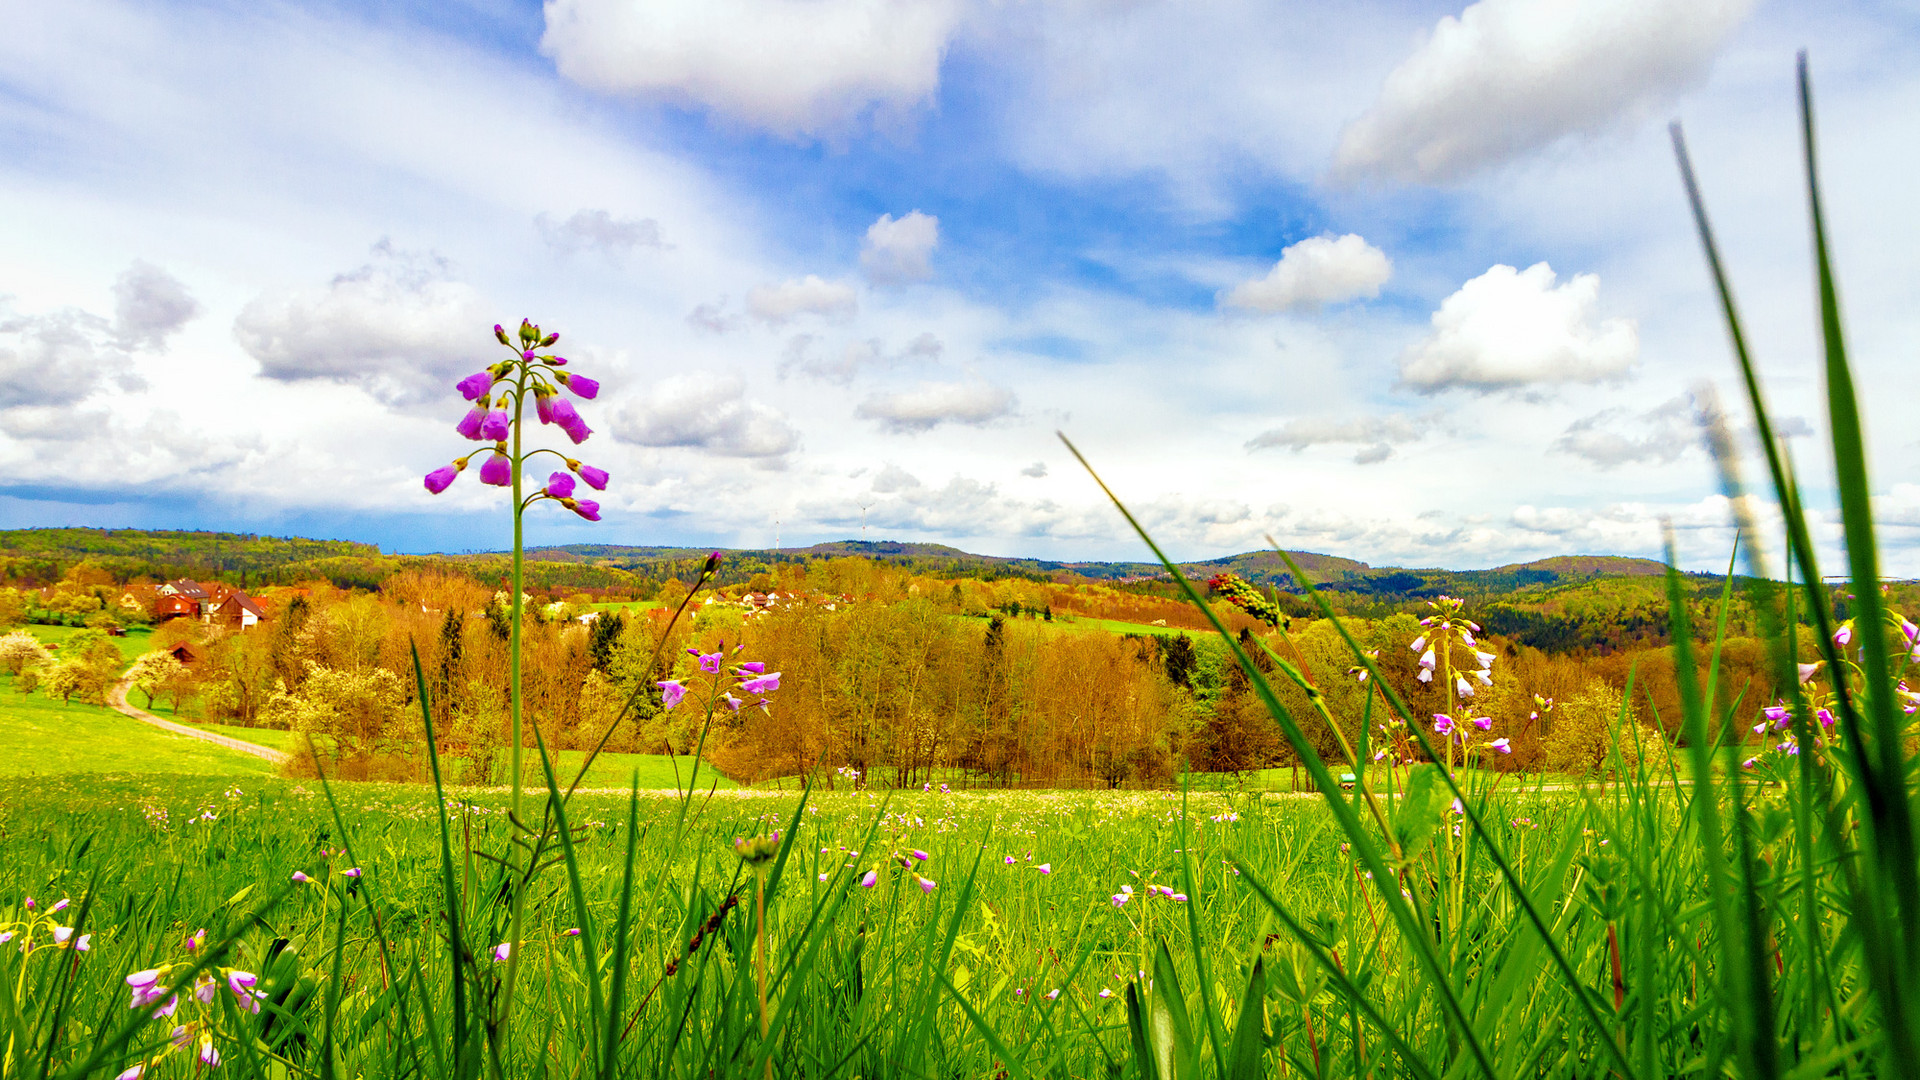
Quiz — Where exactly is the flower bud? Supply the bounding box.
[535,388,555,425]
[577,463,609,490]
[456,371,493,401]
[559,372,599,399]
[479,410,510,442]
[566,498,601,521]
[494,324,509,345]
[455,404,488,441]
[423,463,461,494]
[545,471,576,498]
[704,551,723,574]
[519,319,537,346]
[539,332,559,347]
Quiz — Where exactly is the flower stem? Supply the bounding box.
[756,875,771,1080]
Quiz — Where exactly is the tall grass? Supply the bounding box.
[0,57,1911,1078]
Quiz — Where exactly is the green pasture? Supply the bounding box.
[0,674,275,777]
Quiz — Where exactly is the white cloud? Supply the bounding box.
[111,260,201,351]
[860,210,939,285]
[1246,412,1433,465]
[611,374,800,460]
[1552,394,1697,468]
[746,275,858,325]
[536,209,665,256]
[0,305,140,409]
[1020,461,1047,478]
[1222,234,1391,313]
[1334,0,1754,183]
[686,301,742,335]
[870,463,921,492]
[779,331,941,385]
[855,380,1017,433]
[540,0,964,137]
[232,242,490,405]
[1399,263,1637,394]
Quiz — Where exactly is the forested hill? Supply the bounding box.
[0,528,379,587]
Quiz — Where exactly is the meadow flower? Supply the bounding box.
[563,498,601,521]
[1036,863,1051,874]
[1470,715,1492,731]
[1409,635,1426,654]
[1816,707,1836,728]
[1455,675,1475,698]
[1045,989,1060,1000]
[558,372,599,399]
[456,371,493,400]
[423,462,462,493]
[1834,623,1853,647]
[1417,668,1432,683]
[478,409,511,442]
[1489,738,1512,754]
[915,875,937,894]
[1168,893,1188,903]
[194,977,216,1003]
[478,452,512,487]
[199,1036,220,1066]
[1432,714,1454,736]
[545,471,576,498]
[576,463,609,490]
[492,943,512,963]
[342,867,362,878]
[911,849,929,861]
[740,661,766,674]
[1110,892,1129,907]
[51,899,68,913]
[1474,650,1496,669]
[455,403,488,440]
[115,1066,144,1080]
[22,898,32,910]
[291,871,311,883]
[1798,662,1822,684]
[1418,647,1435,671]
[1098,988,1114,999]
[657,680,686,709]
[741,673,781,695]
[699,651,724,674]
[1004,855,1016,865]
[860,870,878,888]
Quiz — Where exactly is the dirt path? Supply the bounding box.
[107,678,289,767]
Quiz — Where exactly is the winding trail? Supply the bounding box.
[107,678,289,767]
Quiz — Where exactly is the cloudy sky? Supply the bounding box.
[2,0,1917,572]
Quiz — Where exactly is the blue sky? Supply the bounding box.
[1,0,1918,572]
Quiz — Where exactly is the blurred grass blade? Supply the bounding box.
[1226,958,1266,1080]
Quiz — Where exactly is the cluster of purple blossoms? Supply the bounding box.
[1410,595,1494,698]
[1111,882,1187,906]
[656,643,781,714]
[1431,712,1512,756]
[422,319,609,522]
[118,961,264,1075]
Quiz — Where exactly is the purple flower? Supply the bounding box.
[1432,714,1454,736]
[1035,863,1051,874]
[1798,662,1822,685]
[291,871,311,883]
[565,928,581,937]
[1489,737,1511,754]
[535,391,555,425]
[1834,624,1853,647]
[550,397,592,444]
[1817,707,1836,728]
[456,404,488,440]
[342,867,361,878]
[522,350,536,361]
[1110,892,1129,907]
[479,452,512,487]
[739,661,766,675]
[721,693,742,712]
[578,464,609,490]
[561,372,600,399]
[1418,647,1436,671]
[699,652,723,674]
[479,410,510,442]
[126,969,160,991]
[741,673,781,696]
[1168,893,1188,903]
[199,1037,219,1067]
[562,416,593,445]
[194,977,216,1003]
[1455,675,1474,698]
[911,849,929,862]
[456,371,493,400]
[567,499,601,522]
[1004,855,1016,865]
[228,970,262,1013]
[1416,668,1432,684]
[1409,635,1426,654]
[1470,716,1492,731]
[546,471,576,499]
[492,942,512,963]
[424,464,460,494]
[495,323,510,344]
[915,875,937,894]
[116,1065,144,1080]
[860,870,878,888]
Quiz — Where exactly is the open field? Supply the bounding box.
[0,674,276,777]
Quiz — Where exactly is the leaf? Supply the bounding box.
[1150,939,1196,1080]
[1226,959,1267,1080]
[1394,764,1448,858]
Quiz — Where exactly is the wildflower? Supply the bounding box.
[194,977,216,1003]
[456,371,493,400]
[565,928,581,937]
[492,943,512,963]
[1098,988,1114,999]
[1742,757,1758,770]
[698,651,724,674]
[1432,714,1454,736]
[1045,989,1060,1000]
[424,461,463,493]
[940,783,950,793]
[228,971,262,1012]
[1460,629,1476,646]
[478,451,512,487]
[818,872,829,882]
[478,409,511,442]
[911,849,930,862]
[1474,650,1496,669]
[1473,669,1492,687]
[1417,668,1432,684]
[1470,715,1492,731]
[1004,855,1016,865]
[291,871,311,883]
[657,680,687,709]
[1110,892,1130,907]
[1169,893,1188,903]
[558,371,599,399]
[200,1034,221,1066]
[22,898,32,910]
[1489,737,1512,754]
[562,498,601,521]
[342,867,362,878]
[1834,623,1853,647]
[1455,675,1475,698]
[860,870,878,888]
[549,397,592,444]
[455,402,488,440]
[922,782,931,792]
[741,673,781,695]
[126,969,161,992]
[1036,863,1051,875]
[1409,635,1426,654]
[740,661,766,674]
[1816,707,1836,728]
[914,875,937,894]
[116,1066,144,1080]
[1418,647,1435,671]
[576,463,609,490]
[1798,662,1822,685]
[51,899,68,913]
[545,471,576,499]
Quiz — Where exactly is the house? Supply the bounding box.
[157,580,210,616]
[152,594,199,621]
[212,590,265,630]
[117,584,158,613]
[166,641,202,665]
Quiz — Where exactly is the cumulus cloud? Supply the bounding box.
[111,260,202,351]
[0,303,143,411]
[747,275,858,325]
[860,210,939,285]
[1551,394,1697,468]
[1399,263,1637,394]
[1020,461,1047,478]
[1334,0,1754,183]
[855,380,1017,433]
[536,209,665,256]
[611,374,800,460]
[1222,234,1391,313]
[1246,412,1433,465]
[233,242,489,405]
[540,0,964,137]
[780,331,941,384]
[870,463,921,493]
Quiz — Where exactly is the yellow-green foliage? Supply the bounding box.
[1540,681,1672,776]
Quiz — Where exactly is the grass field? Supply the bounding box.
[0,674,276,777]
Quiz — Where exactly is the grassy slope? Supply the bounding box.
[0,673,276,777]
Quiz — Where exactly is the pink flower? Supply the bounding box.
[1470,716,1492,731]
[1834,624,1853,647]
[1418,647,1435,671]
[1035,863,1051,874]
[342,867,361,878]
[228,971,262,1013]
[860,870,878,888]
[479,452,512,486]
[1455,675,1475,698]
[1817,708,1836,728]
[915,875,937,894]
[560,372,600,399]
[1798,662,1822,685]
[455,404,488,440]
[699,652,724,674]
[456,372,493,400]
[656,681,687,709]
[549,398,591,444]
[291,871,311,883]
[424,464,460,494]
[116,1066,144,1080]
[479,410,510,442]
[1098,988,1113,999]
[52,899,69,913]
[566,499,601,521]
[577,464,609,490]
[1416,668,1433,684]
[546,471,576,499]
[535,390,555,425]
[1432,714,1454,736]
[199,1037,219,1067]
[739,661,766,675]
[565,928,581,937]
[194,977,216,1003]
[911,849,929,862]
[1004,855,1016,865]
[1110,892,1129,907]
[741,673,781,695]
[1409,635,1426,653]
[721,693,743,712]
[1045,989,1060,1000]
[1489,738,1511,754]
[1168,893,1188,903]
[492,943,512,963]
